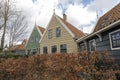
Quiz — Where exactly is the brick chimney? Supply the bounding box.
[63,14,67,21]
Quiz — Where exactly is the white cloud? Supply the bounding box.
[0,0,119,45]
[13,0,120,34]
[64,0,120,33]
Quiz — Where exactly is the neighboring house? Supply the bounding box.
[26,25,45,55]
[77,3,120,64]
[9,39,27,55]
[40,13,85,54]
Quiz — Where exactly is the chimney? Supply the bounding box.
[63,14,67,21]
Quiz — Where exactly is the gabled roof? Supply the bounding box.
[37,26,45,34]
[17,39,27,50]
[40,13,85,43]
[9,39,27,51]
[25,25,45,47]
[93,3,120,32]
[57,15,85,38]
[17,44,25,50]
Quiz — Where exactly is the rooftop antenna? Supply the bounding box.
[34,16,37,27]
[53,9,55,14]
[53,2,56,14]
[96,11,99,20]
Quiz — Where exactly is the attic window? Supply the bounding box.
[101,16,109,27]
[48,29,52,39]
[56,27,61,37]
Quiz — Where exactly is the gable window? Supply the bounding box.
[89,39,96,51]
[60,44,67,53]
[109,29,120,50]
[48,29,52,39]
[56,27,61,37]
[31,36,34,42]
[51,45,57,53]
[43,47,48,54]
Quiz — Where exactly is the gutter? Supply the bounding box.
[76,19,120,42]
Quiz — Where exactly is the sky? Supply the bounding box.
[0,0,120,45]
[15,0,119,34]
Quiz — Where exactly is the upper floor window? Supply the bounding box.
[51,45,57,53]
[89,39,96,51]
[109,29,120,50]
[56,27,61,37]
[60,44,67,53]
[48,29,52,39]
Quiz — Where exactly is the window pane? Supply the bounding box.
[79,43,85,51]
[117,40,120,46]
[89,40,96,51]
[56,27,61,37]
[48,29,52,39]
[112,35,116,40]
[52,45,57,53]
[111,31,120,48]
[43,47,47,54]
[60,44,67,53]
[116,32,120,39]
[112,41,117,47]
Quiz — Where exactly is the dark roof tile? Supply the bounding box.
[93,3,120,32]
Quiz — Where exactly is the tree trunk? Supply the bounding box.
[1,20,6,50]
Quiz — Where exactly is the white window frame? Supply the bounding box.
[56,27,61,37]
[109,29,120,50]
[89,39,96,51]
[48,29,52,39]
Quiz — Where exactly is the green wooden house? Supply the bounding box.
[25,25,45,55]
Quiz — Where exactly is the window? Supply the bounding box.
[31,36,34,42]
[109,29,120,50]
[36,34,39,42]
[48,29,52,39]
[89,39,96,51]
[51,45,57,53]
[43,47,48,54]
[79,43,86,51]
[56,27,61,37]
[60,44,67,53]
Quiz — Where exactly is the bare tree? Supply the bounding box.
[8,13,28,47]
[0,0,15,50]
[0,0,28,50]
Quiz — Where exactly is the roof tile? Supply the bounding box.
[37,26,45,34]
[93,3,120,32]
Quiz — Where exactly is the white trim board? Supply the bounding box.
[77,19,120,42]
[39,13,55,43]
[109,29,120,50]
[89,39,96,52]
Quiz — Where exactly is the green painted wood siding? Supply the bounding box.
[26,27,41,50]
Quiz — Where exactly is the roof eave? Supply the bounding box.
[77,19,120,42]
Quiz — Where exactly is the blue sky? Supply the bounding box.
[82,0,92,6]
